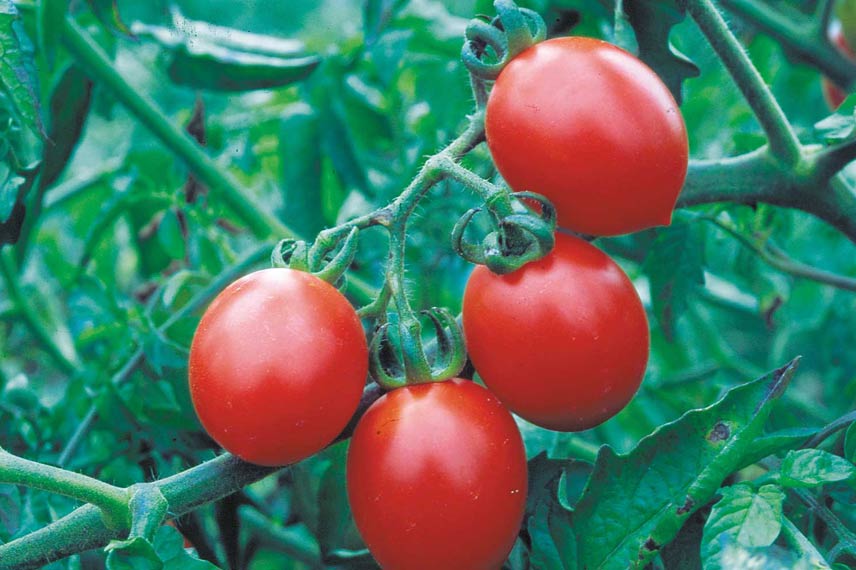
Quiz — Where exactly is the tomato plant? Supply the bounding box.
[485,36,688,236]
[822,22,855,109]
[463,232,649,431]
[346,379,527,570]
[188,268,368,466]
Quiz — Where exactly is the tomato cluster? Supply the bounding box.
[187,33,681,570]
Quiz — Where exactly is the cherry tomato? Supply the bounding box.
[462,233,649,431]
[485,36,688,236]
[822,22,855,109]
[189,268,367,466]
[346,379,527,570]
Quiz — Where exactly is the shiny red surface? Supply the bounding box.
[346,379,527,570]
[189,268,367,466]
[463,233,649,431]
[486,36,688,236]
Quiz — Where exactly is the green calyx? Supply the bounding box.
[453,191,557,275]
[461,0,547,80]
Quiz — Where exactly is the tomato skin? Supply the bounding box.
[346,379,527,570]
[189,268,367,466]
[462,233,649,432]
[485,36,688,236]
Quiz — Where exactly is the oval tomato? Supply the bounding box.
[462,233,649,431]
[346,379,527,570]
[485,36,688,236]
[189,268,367,466]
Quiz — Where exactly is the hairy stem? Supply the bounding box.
[686,0,802,164]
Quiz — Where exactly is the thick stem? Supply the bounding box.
[0,451,128,526]
[686,0,802,165]
[0,385,384,570]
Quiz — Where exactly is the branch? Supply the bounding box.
[721,0,856,89]
[685,0,802,164]
[0,384,384,570]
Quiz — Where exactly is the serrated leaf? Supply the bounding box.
[563,359,798,569]
[644,218,706,341]
[701,483,784,570]
[37,0,69,68]
[131,10,319,92]
[780,449,856,488]
[622,0,699,104]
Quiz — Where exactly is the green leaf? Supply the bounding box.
[41,64,93,190]
[565,359,798,569]
[845,422,856,464]
[814,99,856,143]
[701,483,784,570]
[622,0,700,104]
[280,105,325,237]
[85,0,130,35]
[37,0,69,68]
[780,449,856,488]
[644,217,706,341]
[0,2,41,133]
[0,484,21,543]
[737,427,819,469]
[364,0,408,45]
[132,10,319,92]
[105,536,163,570]
[157,209,186,260]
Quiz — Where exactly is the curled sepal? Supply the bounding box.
[462,0,547,80]
[368,323,407,390]
[368,309,467,389]
[451,207,487,266]
[271,238,310,271]
[310,227,360,286]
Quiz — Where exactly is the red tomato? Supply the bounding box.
[189,268,367,466]
[485,36,688,236]
[822,22,855,109]
[346,379,527,570]
[462,233,649,431]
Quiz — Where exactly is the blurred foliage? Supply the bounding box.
[1,0,856,568]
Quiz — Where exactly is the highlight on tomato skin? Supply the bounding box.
[346,378,528,570]
[485,36,689,237]
[188,267,368,467]
[462,233,650,432]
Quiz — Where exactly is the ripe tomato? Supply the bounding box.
[822,22,855,109]
[485,37,688,236]
[462,233,649,431]
[346,379,527,570]
[189,268,367,466]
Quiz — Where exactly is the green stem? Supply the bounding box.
[60,19,291,241]
[702,216,856,292]
[720,0,856,89]
[239,507,324,569]
[0,250,78,374]
[800,410,856,449]
[0,451,128,526]
[686,0,802,165]
[790,488,856,559]
[0,383,385,570]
